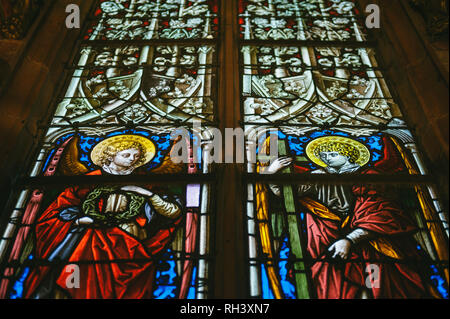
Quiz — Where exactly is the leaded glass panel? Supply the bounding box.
[241,0,449,299]
[239,0,368,42]
[0,0,218,299]
[246,182,448,299]
[241,45,400,127]
[85,0,219,41]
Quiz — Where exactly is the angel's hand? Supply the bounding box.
[264,157,293,174]
[328,239,352,260]
[121,185,154,197]
[75,217,94,226]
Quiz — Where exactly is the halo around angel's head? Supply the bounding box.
[305,136,371,168]
[90,134,156,168]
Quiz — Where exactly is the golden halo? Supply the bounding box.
[305,136,370,168]
[90,134,156,168]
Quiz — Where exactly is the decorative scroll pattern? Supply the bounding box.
[86,0,219,40]
[52,44,216,130]
[242,45,399,128]
[239,0,367,41]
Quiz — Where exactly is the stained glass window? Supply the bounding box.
[0,0,448,301]
[0,0,219,299]
[241,0,449,299]
[239,0,367,42]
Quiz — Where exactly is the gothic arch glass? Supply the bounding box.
[240,0,449,299]
[0,0,220,299]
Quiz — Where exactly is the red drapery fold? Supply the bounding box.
[24,170,181,299]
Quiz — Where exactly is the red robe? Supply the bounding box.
[24,170,181,299]
[296,137,432,298]
[305,178,429,299]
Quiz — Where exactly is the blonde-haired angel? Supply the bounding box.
[23,134,185,299]
[258,135,441,299]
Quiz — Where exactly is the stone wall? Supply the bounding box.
[0,1,92,215]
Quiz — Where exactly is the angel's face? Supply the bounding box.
[319,151,349,169]
[112,148,141,169]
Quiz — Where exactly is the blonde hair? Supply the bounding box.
[99,140,147,167]
[315,141,360,164]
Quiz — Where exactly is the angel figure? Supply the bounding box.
[23,134,184,299]
[260,135,441,299]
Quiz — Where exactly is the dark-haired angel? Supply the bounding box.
[262,135,444,299]
[23,134,185,299]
